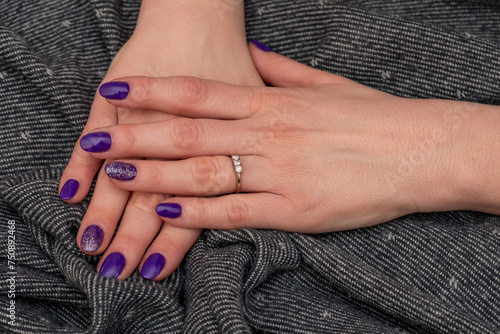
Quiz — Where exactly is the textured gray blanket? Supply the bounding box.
[1,0,499,333]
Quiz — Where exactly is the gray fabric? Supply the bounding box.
[1,0,499,333]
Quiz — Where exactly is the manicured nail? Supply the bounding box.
[105,162,137,181]
[141,253,166,280]
[99,81,129,100]
[99,252,126,279]
[156,203,182,219]
[80,132,111,152]
[80,224,104,253]
[59,179,79,200]
[251,40,272,52]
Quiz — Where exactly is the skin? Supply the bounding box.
[59,0,263,280]
[84,46,500,235]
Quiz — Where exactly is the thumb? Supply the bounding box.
[249,41,351,87]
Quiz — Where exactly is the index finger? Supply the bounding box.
[59,92,117,203]
[98,76,279,120]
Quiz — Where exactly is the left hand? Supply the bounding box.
[60,0,263,280]
[81,47,499,233]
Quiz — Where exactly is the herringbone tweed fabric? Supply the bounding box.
[0,0,499,333]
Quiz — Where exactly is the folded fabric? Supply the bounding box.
[0,0,499,333]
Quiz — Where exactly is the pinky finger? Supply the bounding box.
[140,225,202,281]
[155,194,296,232]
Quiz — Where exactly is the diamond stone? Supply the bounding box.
[235,165,242,173]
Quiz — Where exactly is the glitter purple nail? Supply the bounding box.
[105,161,137,181]
[80,224,104,253]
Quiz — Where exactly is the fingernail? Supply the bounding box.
[80,132,111,152]
[251,40,272,52]
[99,252,126,279]
[80,224,104,253]
[59,179,79,200]
[156,203,182,219]
[99,81,129,100]
[141,253,166,280]
[105,162,137,181]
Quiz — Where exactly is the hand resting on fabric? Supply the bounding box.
[80,45,500,239]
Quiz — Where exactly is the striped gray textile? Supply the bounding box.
[1,0,499,333]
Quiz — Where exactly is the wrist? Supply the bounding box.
[406,99,500,215]
[134,0,248,58]
[130,0,256,84]
[454,102,500,214]
[137,0,245,33]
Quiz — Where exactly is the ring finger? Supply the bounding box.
[102,155,271,196]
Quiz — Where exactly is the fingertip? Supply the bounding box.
[59,165,96,203]
[141,226,202,281]
[250,40,273,52]
[140,253,166,280]
[59,179,80,201]
[59,176,93,204]
[80,131,112,153]
[249,42,346,87]
[79,224,105,254]
[99,81,130,100]
[156,202,182,219]
[98,252,127,279]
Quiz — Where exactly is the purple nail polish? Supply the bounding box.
[59,179,79,200]
[156,203,182,219]
[105,162,137,181]
[99,82,129,100]
[80,224,104,253]
[80,132,111,152]
[99,252,126,279]
[141,253,166,280]
[251,40,272,52]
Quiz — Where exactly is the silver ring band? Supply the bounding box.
[231,155,242,194]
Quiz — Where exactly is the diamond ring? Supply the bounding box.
[231,155,242,194]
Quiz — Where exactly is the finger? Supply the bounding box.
[154,194,306,232]
[96,192,167,280]
[59,93,117,203]
[248,41,352,87]
[98,76,269,120]
[102,156,268,196]
[78,118,261,159]
[76,165,130,255]
[139,225,202,281]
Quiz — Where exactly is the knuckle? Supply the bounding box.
[171,118,201,152]
[225,198,250,228]
[175,76,208,109]
[129,77,155,106]
[118,125,138,153]
[191,157,221,195]
[248,88,285,116]
[189,197,207,225]
[255,117,293,149]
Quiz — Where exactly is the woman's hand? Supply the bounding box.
[81,45,500,233]
[59,0,263,280]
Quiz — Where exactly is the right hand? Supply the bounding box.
[59,0,264,280]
